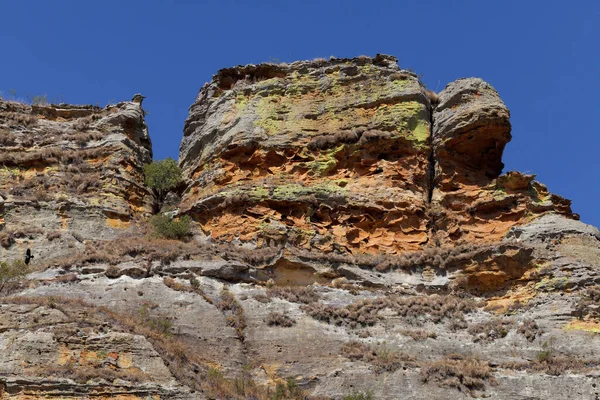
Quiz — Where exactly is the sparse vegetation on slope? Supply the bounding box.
[421,354,497,394]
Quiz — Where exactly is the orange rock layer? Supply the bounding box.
[179,56,573,255]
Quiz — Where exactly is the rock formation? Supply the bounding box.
[1,55,599,400]
[0,100,153,263]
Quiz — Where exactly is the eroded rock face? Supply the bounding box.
[430,79,572,246]
[0,100,153,263]
[1,55,599,400]
[180,55,432,254]
[2,215,599,399]
[179,58,574,258]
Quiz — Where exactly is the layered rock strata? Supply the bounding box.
[180,55,432,254]
[1,55,599,400]
[430,78,572,246]
[0,99,153,262]
[179,56,573,258]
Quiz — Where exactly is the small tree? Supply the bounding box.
[143,157,182,212]
[0,260,29,294]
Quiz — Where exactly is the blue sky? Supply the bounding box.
[1,1,598,227]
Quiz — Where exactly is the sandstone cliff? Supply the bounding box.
[1,55,599,400]
[0,99,153,264]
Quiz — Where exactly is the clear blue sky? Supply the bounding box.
[1,1,598,227]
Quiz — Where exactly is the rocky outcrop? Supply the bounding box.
[0,99,153,263]
[179,57,573,260]
[1,55,599,400]
[179,55,432,254]
[430,78,572,246]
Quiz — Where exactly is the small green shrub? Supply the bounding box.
[190,276,200,289]
[149,214,191,240]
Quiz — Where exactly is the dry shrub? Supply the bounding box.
[530,355,588,376]
[389,72,410,81]
[341,341,416,373]
[11,226,44,237]
[425,89,440,104]
[217,288,246,340]
[399,329,437,341]
[357,129,392,145]
[163,276,213,305]
[253,293,271,303]
[292,242,524,276]
[266,311,295,327]
[104,265,121,278]
[0,129,17,146]
[46,231,62,241]
[72,115,93,131]
[502,354,594,376]
[0,145,113,167]
[39,235,217,270]
[301,294,476,329]
[267,285,320,304]
[467,319,513,343]
[53,273,79,283]
[3,112,37,126]
[234,246,280,265]
[518,319,542,342]
[0,231,14,248]
[307,130,360,150]
[421,354,496,394]
[574,286,600,319]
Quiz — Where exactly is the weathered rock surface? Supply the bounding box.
[179,58,574,260]
[1,56,600,400]
[430,79,572,246]
[179,55,432,254]
[0,99,153,264]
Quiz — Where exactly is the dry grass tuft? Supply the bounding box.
[253,293,271,303]
[2,112,37,126]
[421,354,496,394]
[425,89,440,104]
[399,329,437,341]
[467,319,513,343]
[574,286,600,319]
[266,311,295,327]
[46,231,62,241]
[104,265,121,278]
[216,288,246,340]
[163,276,213,305]
[341,341,416,373]
[517,319,542,342]
[267,285,320,304]
[301,294,477,329]
[0,231,14,248]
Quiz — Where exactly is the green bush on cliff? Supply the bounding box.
[143,157,182,212]
[149,214,191,240]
